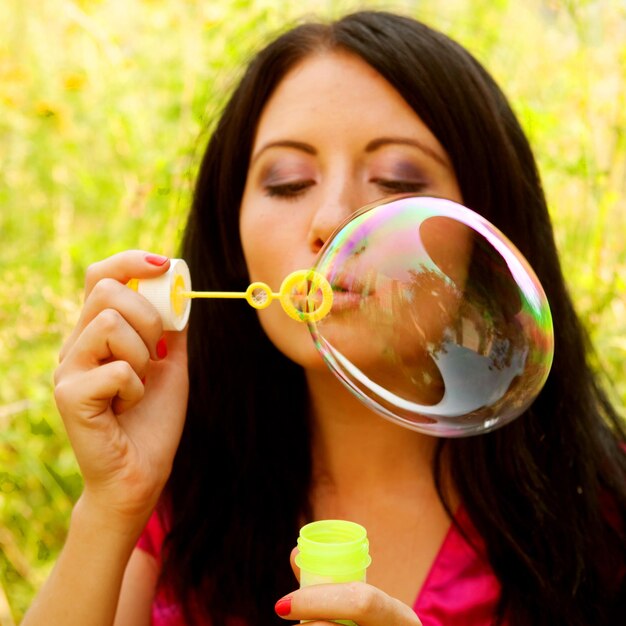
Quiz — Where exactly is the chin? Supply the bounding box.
[258,311,328,371]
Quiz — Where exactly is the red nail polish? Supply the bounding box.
[156,337,168,359]
[145,254,169,266]
[275,597,291,616]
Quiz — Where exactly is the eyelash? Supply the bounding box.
[264,178,427,200]
[371,179,427,194]
[265,181,314,200]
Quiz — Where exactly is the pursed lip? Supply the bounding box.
[328,274,376,312]
[329,290,363,311]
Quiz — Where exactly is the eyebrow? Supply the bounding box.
[365,137,449,168]
[250,136,449,168]
[250,140,316,165]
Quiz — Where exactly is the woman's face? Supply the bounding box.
[240,51,462,369]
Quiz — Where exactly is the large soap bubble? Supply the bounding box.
[307,195,554,436]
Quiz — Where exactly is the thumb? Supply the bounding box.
[136,327,188,431]
[162,326,188,364]
[144,327,188,389]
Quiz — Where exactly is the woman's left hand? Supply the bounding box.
[274,549,423,625]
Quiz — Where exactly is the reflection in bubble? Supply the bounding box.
[307,195,554,437]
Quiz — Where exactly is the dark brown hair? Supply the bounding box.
[163,10,626,625]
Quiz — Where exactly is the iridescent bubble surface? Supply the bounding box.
[307,195,554,436]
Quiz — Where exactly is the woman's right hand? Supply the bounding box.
[54,250,189,527]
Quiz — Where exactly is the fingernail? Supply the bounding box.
[145,254,169,266]
[156,337,168,359]
[274,597,291,617]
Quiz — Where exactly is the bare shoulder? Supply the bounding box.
[114,548,159,626]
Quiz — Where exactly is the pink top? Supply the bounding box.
[414,506,503,626]
[137,505,504,626]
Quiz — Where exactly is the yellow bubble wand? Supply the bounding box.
[128,260,333,331]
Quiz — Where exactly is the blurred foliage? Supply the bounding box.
[1,0,624,622]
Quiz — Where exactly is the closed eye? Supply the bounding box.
[265,180,315,200]
[371,178,427,194]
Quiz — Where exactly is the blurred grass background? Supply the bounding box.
[1,0,624,622]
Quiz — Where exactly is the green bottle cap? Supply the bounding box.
[295,519,372,580]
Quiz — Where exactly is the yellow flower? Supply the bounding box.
[34,101,58,118]
[63,72,87,92]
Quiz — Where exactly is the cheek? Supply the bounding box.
[240,188,268,269]
[438,171,463,205]
[240,206,294,282]
[241,213,323,367]
[256,304,327,369]
[240,213,273,283]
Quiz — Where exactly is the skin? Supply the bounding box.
[23,51,464,626]
[22,252,188,626]
[241,51,462,623]
[240,51,462,369]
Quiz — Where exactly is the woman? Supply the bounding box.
[23,10,625,626]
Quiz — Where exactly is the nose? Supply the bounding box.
[308,183,362,254]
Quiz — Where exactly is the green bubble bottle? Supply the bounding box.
[295,519,372,626]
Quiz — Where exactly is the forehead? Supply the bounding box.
[253,50,441,148]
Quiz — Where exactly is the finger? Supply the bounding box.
[60,251,170,362]
[84,250,171,297]
[118,328,189,444]
[275,583,422,625]
[111,363,146,415]
[61,278,164,363]
[161,327,186,363]
[56,308,151,382]
[55,359,144,424]
[139,327,187,389]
